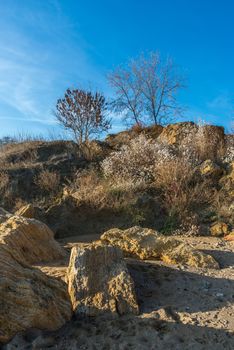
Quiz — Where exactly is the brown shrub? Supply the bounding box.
[68,170,143,220]
[154,159,213,227]
[34,170,61,193]
[0,142,39,169]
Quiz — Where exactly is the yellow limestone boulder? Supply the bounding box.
[0,245,72,344]
[67,243,139,316]
[101,226,219,269]
[0,215,66,264]
[0,216,72,343]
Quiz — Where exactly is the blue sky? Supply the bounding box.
[0,0,233,137]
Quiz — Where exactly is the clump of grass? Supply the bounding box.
[34,170,61,193]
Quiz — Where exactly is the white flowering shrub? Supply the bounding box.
[102,134,174,185]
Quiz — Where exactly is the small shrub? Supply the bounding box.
[71,170,107,206]
[34,170,61,193]
[154,158,212,226]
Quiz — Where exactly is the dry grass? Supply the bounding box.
[154,159,213,226]
[34,170,61,193]
[0,141,40,169]
[68,170,141,217]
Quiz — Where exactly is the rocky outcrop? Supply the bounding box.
[0,215,65,265]
[101,226,219,269]
[105,125,164,150]
[67,243,139,316]
[158,123,225,161]
[158,122,198,145]
[0,245,72,344]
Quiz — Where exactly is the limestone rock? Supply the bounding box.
[101,226,219,269]
[67,243,139,316]
[0,215,65,265]
[210,222,229,237]
[0,245,72,344]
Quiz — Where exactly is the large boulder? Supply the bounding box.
[67,243,139,316]
[0,215,65,265]
[101,226,219,269]
[0,245,72,344]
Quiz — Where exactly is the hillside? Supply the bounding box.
[0,121,233,238]
[0,121,234,349]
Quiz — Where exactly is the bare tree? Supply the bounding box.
[108,64,144,126]
[108,52,185,126]
[55,88,111,145]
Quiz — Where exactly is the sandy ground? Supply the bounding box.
[5,235,234,350]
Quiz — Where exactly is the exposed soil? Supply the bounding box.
[5,235,234,350]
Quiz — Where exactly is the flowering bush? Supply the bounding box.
[102,134,174,185]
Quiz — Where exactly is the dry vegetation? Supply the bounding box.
[0,122,233,236]
[34,169,61,193]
